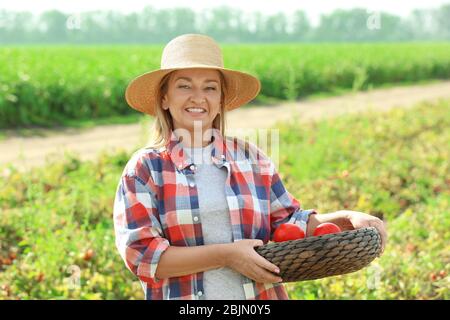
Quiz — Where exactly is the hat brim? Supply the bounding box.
[125,65,261,116]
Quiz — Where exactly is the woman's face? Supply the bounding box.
[162,68,222,134]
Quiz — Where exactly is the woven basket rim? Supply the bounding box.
[265,226,378,246]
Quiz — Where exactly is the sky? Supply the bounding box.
[1,0,449,25]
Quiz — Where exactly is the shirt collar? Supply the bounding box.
[164,128,228,170]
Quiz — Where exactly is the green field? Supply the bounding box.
[1,98,448,300]
[1,43,450,128]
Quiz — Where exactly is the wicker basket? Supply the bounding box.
[255,227,382,282]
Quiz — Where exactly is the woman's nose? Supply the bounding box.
[190,88,206,104]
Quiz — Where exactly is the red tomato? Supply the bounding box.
[313,223,342,236]
[273,223,305,242]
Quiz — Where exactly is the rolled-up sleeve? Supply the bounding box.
[113,173,170,283]
[268,161,317,238]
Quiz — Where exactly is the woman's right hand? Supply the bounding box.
[222,239,283,284]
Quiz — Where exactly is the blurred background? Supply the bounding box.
[1,0,450,43]
[0,0,449,300]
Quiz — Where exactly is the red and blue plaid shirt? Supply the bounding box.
[113,128,317,300]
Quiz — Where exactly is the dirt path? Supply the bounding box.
[1,81,450,172]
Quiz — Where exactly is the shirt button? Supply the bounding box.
[189,182,195,188]
[198,291,203,297]
[193,216,199,222]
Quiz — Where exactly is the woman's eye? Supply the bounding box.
[178,85,216,91]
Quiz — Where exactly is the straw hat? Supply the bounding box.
[125,33,261,116]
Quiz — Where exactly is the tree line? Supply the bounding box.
[0,4,449,44]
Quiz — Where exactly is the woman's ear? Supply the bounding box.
[161,96,168,110]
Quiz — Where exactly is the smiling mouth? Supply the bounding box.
[185,107,207,114]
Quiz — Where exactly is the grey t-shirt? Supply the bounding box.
[184,143,246,300]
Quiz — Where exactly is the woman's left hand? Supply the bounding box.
[338,210,387,256]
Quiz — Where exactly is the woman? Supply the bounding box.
[113,34,387,300]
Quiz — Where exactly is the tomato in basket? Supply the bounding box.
[273,223,305,242]
[313,222,342,236]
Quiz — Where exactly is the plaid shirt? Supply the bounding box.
[113,128,317,300]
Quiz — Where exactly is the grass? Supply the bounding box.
[275,99,450,299]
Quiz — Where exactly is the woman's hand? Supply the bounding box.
[222,239,283,284]
[337,210,388,255]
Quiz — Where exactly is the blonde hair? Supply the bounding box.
[147,70,227,149]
